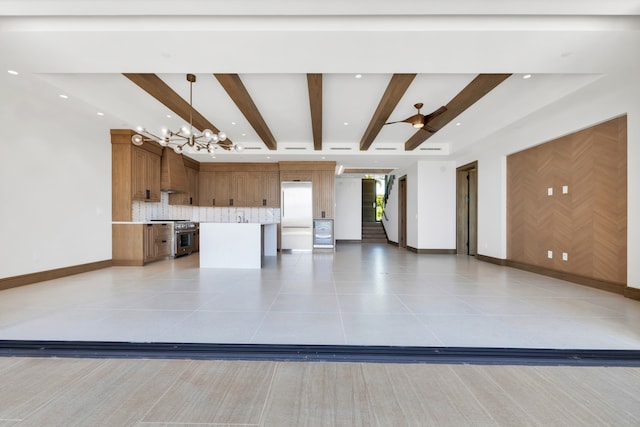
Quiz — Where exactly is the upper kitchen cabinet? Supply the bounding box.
[131,146,161,202]
[199,163,280,208]
[279,161,336,219]
[111,129,163,221]
[198,171,230,207]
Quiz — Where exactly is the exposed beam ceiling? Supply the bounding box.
[359,73,416,151]
[307,73,323,151]
[404,74,512,151]
[214,74,278,151]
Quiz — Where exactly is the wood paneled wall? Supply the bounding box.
[507,116,627,285]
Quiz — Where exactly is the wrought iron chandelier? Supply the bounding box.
[131,74,242,156]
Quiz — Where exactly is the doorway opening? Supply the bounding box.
[398,176,407,249]
[361,176,390,244]
[456,162,478,256]
[361,176,387,223]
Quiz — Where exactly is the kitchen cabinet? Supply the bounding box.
[113,223,172,266]
[111,129,163,221]
[248,171,280,207]
[312,170,335,219]
[198,166,279,208]
[199,171,230,207]
[132,146,161,202]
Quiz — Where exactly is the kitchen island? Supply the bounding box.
[199,222,277,269]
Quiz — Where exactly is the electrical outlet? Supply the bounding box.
[562,185,569,194]
[562,252,568,261]
[547,250,553,259]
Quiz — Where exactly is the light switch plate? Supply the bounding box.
[547,250,553,259]
[562,185,569,194]
[562,252,568,261]
[547,187,553,196]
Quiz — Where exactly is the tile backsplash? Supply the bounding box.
[132,192,280,223]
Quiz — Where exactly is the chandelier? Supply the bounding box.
[131,74,242,156]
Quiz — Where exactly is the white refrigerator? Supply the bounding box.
[280,181,313,251]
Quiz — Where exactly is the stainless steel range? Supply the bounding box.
[150,220,197,258]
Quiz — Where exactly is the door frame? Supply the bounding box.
[456,161,478,256]
[398,176,407,248]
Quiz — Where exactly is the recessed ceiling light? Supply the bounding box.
[59,94,68,99]
[97,112,104,116]
[322,156,326,160]
[455,122,462,126]
[355,74,362,79]
[166,114,172,119]
[241,133,246,136]
[136,126,144,132]
[343,122,349,126]
[523,74,532,79]
[266,156,271,159]
[231,122,236,125]
[7,70,18,75]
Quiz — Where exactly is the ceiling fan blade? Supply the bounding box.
[422,124,438,133]
[424,106,447,122]
[385,114,421,126]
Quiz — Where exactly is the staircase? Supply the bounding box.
[362,222,388,243]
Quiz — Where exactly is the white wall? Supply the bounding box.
[0,73,113,279]
[455,73,639,288]
[416,160,457,250]
[334,177,362,240]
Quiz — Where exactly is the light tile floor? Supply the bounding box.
[1,243,639,349]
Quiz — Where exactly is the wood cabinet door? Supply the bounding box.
[143,224,156,262]
[132,147,161,202]
[198,171,216,206]
[265,171,281,207]
[131,147,147,200]
[312,170,334,218]
[229,172,247,207]
[186,166,199,206]
[214,173,231,206]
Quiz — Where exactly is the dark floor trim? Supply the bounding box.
[476,254,508,266]
[1,341,639,367]
[0,260,112,291]
[506,260,625,295]
[407,247,457,255]
[625,286,640,301]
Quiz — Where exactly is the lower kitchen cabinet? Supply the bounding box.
[113,223,172,266]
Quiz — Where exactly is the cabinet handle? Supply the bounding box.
[263,199,267,206]
[161,240,167,243]
[229,198,234,206]
[189,197,193,205]
[212,198,215,206]
[322,211,325,218]
[146,189,150,199]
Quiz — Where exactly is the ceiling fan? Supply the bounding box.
[385,103,447,132]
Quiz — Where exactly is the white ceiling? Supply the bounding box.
[2,0,639,171]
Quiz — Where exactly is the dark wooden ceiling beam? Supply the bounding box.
[214,73,277,151]
[307,73,323,151]
[404,73,512,151]
[123,73,229,142]
[360,73,417,151]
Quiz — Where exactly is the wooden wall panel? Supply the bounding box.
[507,116,627,285]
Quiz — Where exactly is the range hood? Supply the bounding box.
[160,148,188,193]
